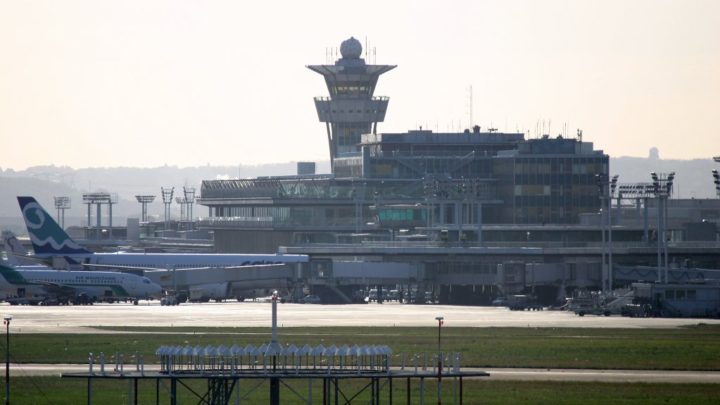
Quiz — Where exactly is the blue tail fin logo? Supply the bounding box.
[17,196,92,255]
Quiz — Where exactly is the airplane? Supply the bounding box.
[17,196,308,268]
[0,262,162,305]
[17,196,309,302]
[2,231,47,268]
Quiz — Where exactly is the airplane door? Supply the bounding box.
[16,288,26,297]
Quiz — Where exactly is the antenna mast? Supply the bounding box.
[467,85,474,128]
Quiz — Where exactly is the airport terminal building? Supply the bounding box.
[195,38,720,304]
[198,37,608,252]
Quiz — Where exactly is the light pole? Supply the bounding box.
[3,314,11,405]
[435,316,444,405]
[608,175,618,292]
[596,174,618,293]
[269,290,281,405]
[651,172,675,283]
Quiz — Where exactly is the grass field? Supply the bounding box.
[3,377,719,404]
[5,324,720,370]
[3,325,719,403]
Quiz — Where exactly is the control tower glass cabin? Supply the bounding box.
[308,37,396,173]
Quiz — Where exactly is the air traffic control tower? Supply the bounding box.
[308,37,395,175]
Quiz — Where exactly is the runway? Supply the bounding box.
[9,364,720,383]
[2,301,718,333]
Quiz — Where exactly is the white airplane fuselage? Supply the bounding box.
[0,268,162,301]
[54,252,308,270]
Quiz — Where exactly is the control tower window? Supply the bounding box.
[331,85,370,97]
[335,122,371,154]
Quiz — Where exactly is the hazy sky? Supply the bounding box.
[1,0,719,170]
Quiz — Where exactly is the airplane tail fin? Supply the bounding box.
[16,196,92,255]
[0,263,27,284]
[1,232,35,265]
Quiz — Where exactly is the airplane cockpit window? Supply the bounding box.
[142,278,151,284]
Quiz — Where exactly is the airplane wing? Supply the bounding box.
[80,263,153,274]
[83,263,226,272]
[5,253,51,266]
[84,263,283,272]
[199,264,286,271]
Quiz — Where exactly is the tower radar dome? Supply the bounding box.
[340,37,362,59]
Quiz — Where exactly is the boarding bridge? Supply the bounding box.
[614,265,720,283]
[314,261,424,285]
[144,264,298,299]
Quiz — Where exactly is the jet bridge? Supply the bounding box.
[144,264,298,301]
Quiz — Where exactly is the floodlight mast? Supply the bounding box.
[135,195,156,223]
[82,193,117,240]
[650,172,675,283]
[175,197,187,225]
[596,174,619,292]
[183,187,196,229]
[160,187,174,230]
[53,196,71,229]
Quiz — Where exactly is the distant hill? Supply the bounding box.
[0,162,331,232]
[0,157,717,233]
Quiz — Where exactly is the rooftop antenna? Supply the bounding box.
[373,46,376,64]
[577,128,583,142]
[466,85,474,128]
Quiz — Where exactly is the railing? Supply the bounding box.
[288,240,720,250]
[313,96,389,102]
[197,217,274,228]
